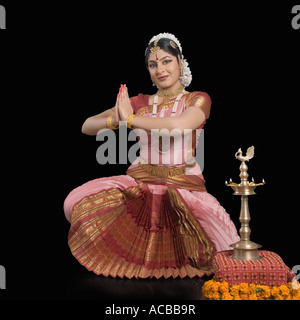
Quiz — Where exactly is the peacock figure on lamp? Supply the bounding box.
[225,146,265,260]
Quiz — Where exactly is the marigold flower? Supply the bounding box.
[219,282,229,294]
[270,286,280,298]
[239,283,250,294]
[221,292,233,300]
[230,285,240,298]
[202,280,300,300]
[249,283,257,295]
[212,292,221,300]
[278,284,290,299]
[255,285,270,299]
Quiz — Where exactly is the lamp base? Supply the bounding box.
[229,240,262,260]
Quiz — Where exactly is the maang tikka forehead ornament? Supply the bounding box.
[150,39,178,54]
[150,40,160,54]
[147,32,192,87]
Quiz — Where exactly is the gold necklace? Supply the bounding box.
[157,85,184,99]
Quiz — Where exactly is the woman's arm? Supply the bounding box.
[81,108,114,136]
[118,87,209,134]
[131,106,206,134]
[82,92,121,136]
[82,86,128,136]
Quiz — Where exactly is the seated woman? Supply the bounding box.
[64,33,239,279]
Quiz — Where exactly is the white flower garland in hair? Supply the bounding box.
[148,32,183,53]
[148,32,192,87]
[180,55,192,87]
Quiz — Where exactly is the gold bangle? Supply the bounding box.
[126,114,136,129]
[106,115,119,130]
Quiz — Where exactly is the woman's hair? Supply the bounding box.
[145,38,182,67]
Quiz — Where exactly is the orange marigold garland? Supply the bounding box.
[202,280,300,300]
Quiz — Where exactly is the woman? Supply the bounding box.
[64,33,239,279]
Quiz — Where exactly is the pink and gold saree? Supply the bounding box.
[64,92,239,279]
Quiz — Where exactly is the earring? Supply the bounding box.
[179,68,184,80]
[152,82,156,86]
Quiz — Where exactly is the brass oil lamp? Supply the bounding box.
[225,146,265,260]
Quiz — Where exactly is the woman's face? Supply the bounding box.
[147,49,184,91]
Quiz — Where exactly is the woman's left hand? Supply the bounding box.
[117,84,133,121]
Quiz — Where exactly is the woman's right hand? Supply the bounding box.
[112,95,120,128]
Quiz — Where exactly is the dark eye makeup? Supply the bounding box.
[148,59,173,69]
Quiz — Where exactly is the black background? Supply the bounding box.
[0,1,299,303]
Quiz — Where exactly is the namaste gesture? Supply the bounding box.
[115,84,134,122]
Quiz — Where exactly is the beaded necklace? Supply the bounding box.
[157,85,184,98]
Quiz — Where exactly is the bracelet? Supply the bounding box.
[126,114,136,129]
[106,115,119,130]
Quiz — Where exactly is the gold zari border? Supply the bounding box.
[68,178,214,278]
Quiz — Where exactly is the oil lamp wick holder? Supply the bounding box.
[225,146,265,260]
